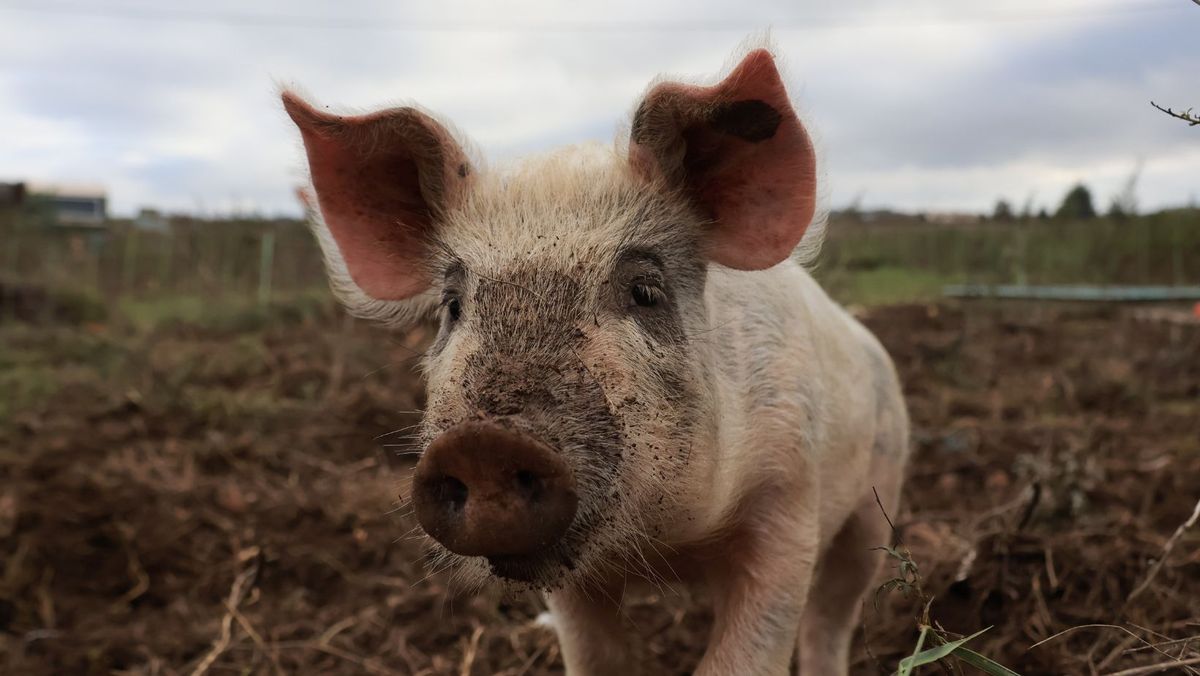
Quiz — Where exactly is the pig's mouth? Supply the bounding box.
[483,508,605,586]
[485,549,573,583]
[482,519,600,587]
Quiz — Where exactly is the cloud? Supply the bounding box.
[0,0,1195,216]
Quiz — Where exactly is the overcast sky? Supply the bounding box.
[1,0,1197,217]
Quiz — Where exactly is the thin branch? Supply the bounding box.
[189,555,262,676]
[1150,101,1200,126]
[1127,495,1200,603]
[1103,655,1200,676]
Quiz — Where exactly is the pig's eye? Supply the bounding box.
[443,294,463,322]
[630,283,661,308]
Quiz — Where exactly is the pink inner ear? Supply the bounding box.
[301,130,430,300]
[634,49,817,271]
[283,92,463,300]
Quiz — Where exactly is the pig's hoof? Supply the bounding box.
[412,421,578,560]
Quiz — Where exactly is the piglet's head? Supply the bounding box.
[283,47,818,589]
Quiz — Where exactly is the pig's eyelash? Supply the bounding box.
[626,273,668,306]
[630,282,663,308]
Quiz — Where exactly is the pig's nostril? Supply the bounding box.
[431,475,468,511]
[515,470,542,500]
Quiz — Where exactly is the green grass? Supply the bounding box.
[0,362,63,419]
[117,288,335,332]
[813,211,1200,306]
[875,533,1022,675]
[0,302,336,427]
[815,266,961,306]
[0,325,128,418]
[0,287,342,424]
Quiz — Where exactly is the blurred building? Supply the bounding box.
[0,181,26,208]
[924,211,982,225]
[134,208,169,231]
[28,183,108,226]
[858,208,912,223]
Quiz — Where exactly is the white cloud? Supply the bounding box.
[0,0,1195,216]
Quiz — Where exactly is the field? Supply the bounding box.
[2,213,1200,674]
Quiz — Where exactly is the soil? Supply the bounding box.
[1,301,1198,675]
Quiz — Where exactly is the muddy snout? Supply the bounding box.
[412,422,578,558]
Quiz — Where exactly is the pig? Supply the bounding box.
[283,44,909,676]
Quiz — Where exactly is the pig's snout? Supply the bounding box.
[412,422,578,558]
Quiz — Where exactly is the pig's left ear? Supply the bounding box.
[282,91,473,307]
[629,49,817,270]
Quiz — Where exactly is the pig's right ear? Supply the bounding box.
[628,49,817,271]
[282,91,473,313]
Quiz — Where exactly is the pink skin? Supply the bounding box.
[284,48,906,675]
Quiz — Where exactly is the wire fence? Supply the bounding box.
[3,216,327,304]
[2,209,1198,324]
[818,212,1200,287]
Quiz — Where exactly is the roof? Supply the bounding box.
[26,182,108,199]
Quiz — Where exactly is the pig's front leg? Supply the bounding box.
[545,579,641,676]
[696,492,819,676]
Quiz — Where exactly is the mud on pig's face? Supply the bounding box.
[282,48,818,587]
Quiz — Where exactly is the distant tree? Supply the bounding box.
[1055,184,1097,220]
[1107,161,1142,220]
[992,199,1014,221]
[1018,193,1037,221]
[839,190,866,223]
[1037,208,1050,220]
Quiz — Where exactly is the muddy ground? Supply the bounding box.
[1,301,1198,675]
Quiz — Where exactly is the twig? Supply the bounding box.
[1127,495,1200,603]
[228,604,285,676]
[116,539,149,607]
[873,486,901,543]
[1033,624,1196,672]
[1124,635,1200,655]
[189,556,262,676]
[1150,101,1200,126]
[1103,655,1200,676]
[460,624,486,676]
[301,642,406,676]
[511,639,551,676]
[1098,635,1147,673]
[317,614,360,646]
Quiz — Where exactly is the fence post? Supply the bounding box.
[1015,223,1029,287]
[1172,221,1183,286]
[3,232,17,322]
[5,230,17,278]
[219,229,236,296]
[122,228,139,295]
[258,230,275,307]
[158,230,173,292]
